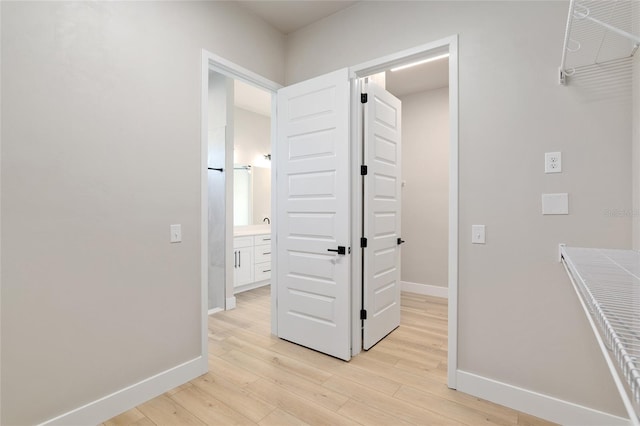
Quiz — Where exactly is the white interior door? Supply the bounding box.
[362,81,402,350]
[276,68,351,361]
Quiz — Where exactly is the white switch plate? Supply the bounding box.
[472,225,485,244]
[545,152,562,173]
[542,193,569,215]
[170,224,182,243]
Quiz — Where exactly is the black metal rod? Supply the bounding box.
[208,167,224,172]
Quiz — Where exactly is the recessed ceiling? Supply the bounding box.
[236,1,359,34]
[234,80,272,117]
[386,58,449,98]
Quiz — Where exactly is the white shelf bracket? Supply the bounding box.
[559,68,567,86]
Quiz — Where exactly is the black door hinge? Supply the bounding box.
[361,93,368,103]
[360,165,368,175]
[360,309,367,320]
[360,237,367,248]
[397,238,406,245]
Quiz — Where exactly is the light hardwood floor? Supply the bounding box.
[105,287,555,425]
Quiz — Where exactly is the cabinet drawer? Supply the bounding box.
[254,234,271,245]
[254,245,271,264]
[233,236,253,249]
[254,262,271,282]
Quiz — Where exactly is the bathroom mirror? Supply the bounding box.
[233,165,252,226]
[233,164,271,226]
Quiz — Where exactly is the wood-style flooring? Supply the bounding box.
[104,287,555,425]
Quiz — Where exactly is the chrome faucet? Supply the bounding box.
[263,217,270,224]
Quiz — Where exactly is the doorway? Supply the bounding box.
[230,80,273,305]
[201,35,459,386]
[362,50,451,343]
[349,36,458,388]
[206,73,276,313]
[354,51,451,384]
[201,52,281,330]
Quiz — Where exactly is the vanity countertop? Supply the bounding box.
[234,224,271,237]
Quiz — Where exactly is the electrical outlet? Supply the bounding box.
[545,152,562,173]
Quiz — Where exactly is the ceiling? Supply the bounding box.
[236,0,359,34]
[234,80,272,117]
[386,57,449,98]
[233,1,448,96]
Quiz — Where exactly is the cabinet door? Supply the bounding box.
[234,247,253,287]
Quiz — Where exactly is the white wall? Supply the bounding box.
[233,107,272,167]
[0,2,284,425]
[286,1,630,418]
[400,87,449,288]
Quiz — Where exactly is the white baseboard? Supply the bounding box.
[401,281,448,299]
[456,370,630,426]
[39,356,207,426]
[208,307,224,315]
[225,296,236,310]
[233,280,270,295]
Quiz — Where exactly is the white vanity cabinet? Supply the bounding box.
[232,232,271,293]
[253,234,271,283]
[233,236,254,287]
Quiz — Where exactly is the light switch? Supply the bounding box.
[170,224,182,243]
[542,193,569,215]
[472,225,485,244]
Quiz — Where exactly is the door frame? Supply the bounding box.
[348,35,459,389]
[200,50,282,355]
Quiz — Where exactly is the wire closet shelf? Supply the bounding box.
[559,0,640,85]
[561,247,640,425]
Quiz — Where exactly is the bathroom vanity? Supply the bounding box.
[233,225,271,294]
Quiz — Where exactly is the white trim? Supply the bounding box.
[225,296,237,310]
[447,35,459,390]
[205,52,282,94]
[270,92,278,336]
[233,280,270,295]
[349,36,453,78]
[348,35,459,387]
[200,51,209,367]
[38,357,206,426]
[208,307,224,315]
[456,370,630,426]
[401,281,448,299]
[349,76,363,357]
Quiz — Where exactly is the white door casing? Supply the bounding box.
[362,81,402,350]
[276,68,352,361]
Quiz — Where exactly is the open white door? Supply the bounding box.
[276,68,351,361]
[362,81,402,350]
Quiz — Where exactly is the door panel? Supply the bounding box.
[276,68,351,361]
[363,82,402,350]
